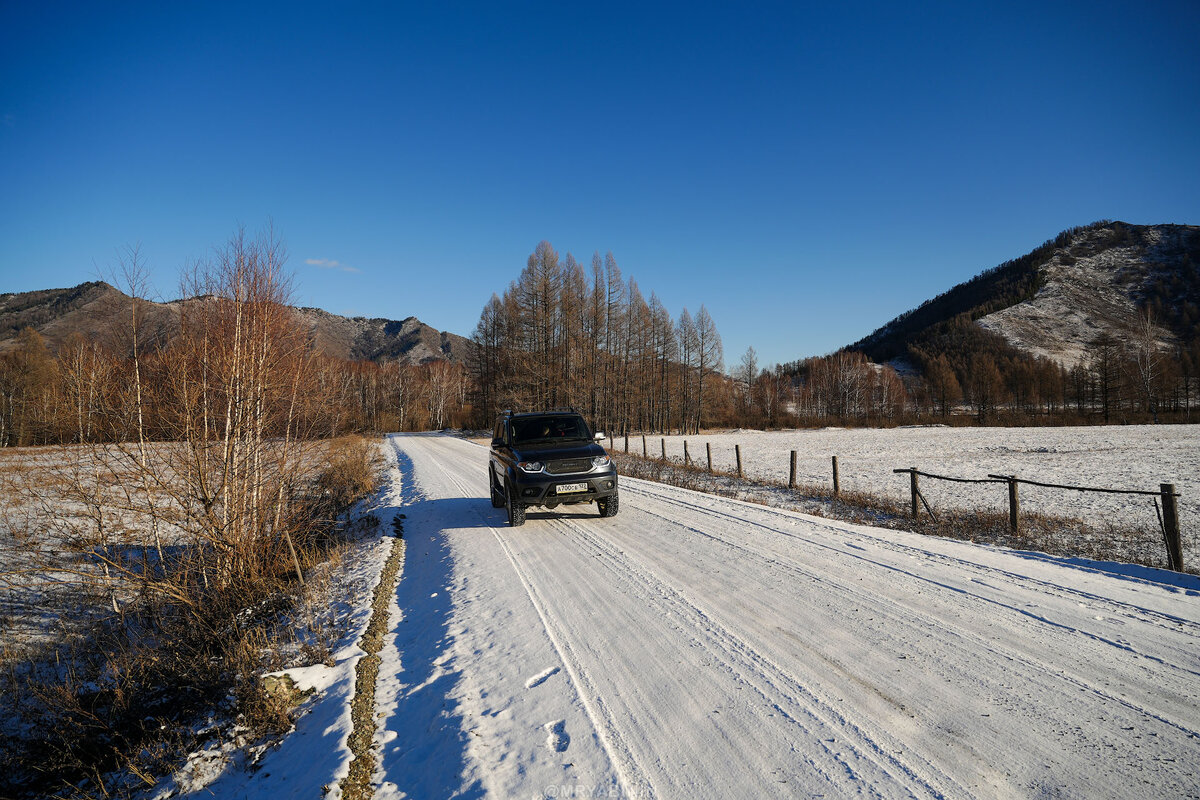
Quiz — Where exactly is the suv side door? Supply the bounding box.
[490,419,514,488]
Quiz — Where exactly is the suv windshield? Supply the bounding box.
[511,415,590,445]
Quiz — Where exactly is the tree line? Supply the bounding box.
[0,311,468,449]
[5,234,1199,446]
[469,241,723,435]
[765,314,1200,426]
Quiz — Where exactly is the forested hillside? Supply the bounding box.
[851,227,1063,364]
[821,221,1200,425]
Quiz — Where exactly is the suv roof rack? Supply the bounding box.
[502,408,581,420]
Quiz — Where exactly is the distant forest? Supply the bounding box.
[3,228,1200,448]
[469,241,722,436]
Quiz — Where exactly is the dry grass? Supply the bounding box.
[318,436,386,515]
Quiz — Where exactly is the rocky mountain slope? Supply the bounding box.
[976,224,1198,367]
[293,305,469,364]
[851,221,1200,370]
[0,281,469,365]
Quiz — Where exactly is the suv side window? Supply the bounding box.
[494,421,506,444]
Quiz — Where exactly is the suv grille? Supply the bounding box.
[546,458,592,475]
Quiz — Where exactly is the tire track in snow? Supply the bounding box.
[415,437,650,800]
[485,525,652,798]
[635,478,1200,659]
[550,513,960,798]
[627,479,1200,638]
[626,480,1200,646]
[618,480,1200,743]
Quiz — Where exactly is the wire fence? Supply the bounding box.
[892,466,1185,572]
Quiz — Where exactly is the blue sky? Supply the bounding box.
[2,1,1198,367]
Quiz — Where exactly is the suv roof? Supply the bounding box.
[500,408,580,419]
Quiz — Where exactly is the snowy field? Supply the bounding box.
[633,425,1198,559]
[168,433,1200,798]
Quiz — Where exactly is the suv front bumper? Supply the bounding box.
[511,468,618,507]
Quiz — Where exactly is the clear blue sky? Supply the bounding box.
[2,1,1198,367]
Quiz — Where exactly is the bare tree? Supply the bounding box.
[967,354,1005,423]
[694,305,723,434]
[676,308,698,433]
[736,346,758,419]
[1089,333,1121,423]
[924,354,961,417]
[1126,309,1165,423]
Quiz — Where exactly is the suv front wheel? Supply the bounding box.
[597,494,619,518]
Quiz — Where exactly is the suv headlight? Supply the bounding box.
[518,461,544,473]
[592,455,610,468]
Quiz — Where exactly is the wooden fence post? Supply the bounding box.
[832,455,840,498]
[642,435,647,458]
[706,442,712,473]
[684,440,690,465]
[736,445,743,479]
[661,437,667,461]
[1008,476,1020,533]
[624,433,628,453]
[789,450,797,489]
[910,468,919,519]
[1162,483,1182,572]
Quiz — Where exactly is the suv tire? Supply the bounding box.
[597,494,619,518]
[490,470,505,508]
[506,480,526,527]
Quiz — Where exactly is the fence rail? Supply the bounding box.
[984,473,1174,497]
[893,466,1184,573]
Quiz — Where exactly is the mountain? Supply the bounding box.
[850,221,1200,371]
[0,281,470,365]
[292,305,470,363]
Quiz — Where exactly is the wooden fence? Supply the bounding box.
[620,435,1186,573]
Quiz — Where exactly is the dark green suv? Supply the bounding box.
[488,410,619,526]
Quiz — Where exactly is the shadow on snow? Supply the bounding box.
[377,446,484,799]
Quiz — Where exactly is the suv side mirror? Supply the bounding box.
[491,437,503,448]
[594,432,606,441]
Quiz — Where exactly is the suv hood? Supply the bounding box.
[512,441,606,461]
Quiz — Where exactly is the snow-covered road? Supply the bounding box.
[374,433,1200,799]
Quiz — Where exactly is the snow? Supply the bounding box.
[157,432,1200,798]
[641,425,1200,564]
[371,435,622,799]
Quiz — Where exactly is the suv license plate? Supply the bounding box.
[556,482,587,494]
